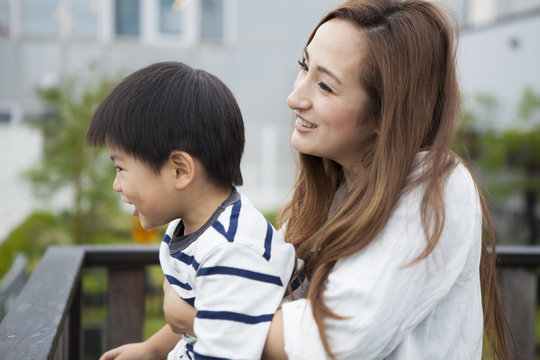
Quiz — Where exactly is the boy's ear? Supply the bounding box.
[168,151,196,190]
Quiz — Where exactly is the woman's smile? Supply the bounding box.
[295,117,317,131]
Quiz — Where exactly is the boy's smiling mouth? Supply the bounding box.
[121,197,138,216]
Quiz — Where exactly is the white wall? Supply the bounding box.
[458,13,540,130]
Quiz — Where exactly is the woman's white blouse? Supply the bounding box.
[282,161,484,359]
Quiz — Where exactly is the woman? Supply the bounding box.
[262,0,510,358]
[102,0,510,359]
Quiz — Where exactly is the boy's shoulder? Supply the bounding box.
[210,190,279,246]
[163,189,285,252]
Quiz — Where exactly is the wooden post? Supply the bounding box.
[69,282,82,360]
[107,267,146,349]
[500,267,536,359]
[53,317,69,360]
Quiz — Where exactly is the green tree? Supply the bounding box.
[457,87,540,244]
[24,69,129,244]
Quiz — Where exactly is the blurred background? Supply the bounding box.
[0,0,539,358]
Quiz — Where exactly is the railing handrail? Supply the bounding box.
[0,245,159,360]
[493,245,540,267]
[0,247,85,360]
[0,244,538,359]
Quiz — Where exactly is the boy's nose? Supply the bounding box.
[112,175,121,192]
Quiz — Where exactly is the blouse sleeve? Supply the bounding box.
[281,163,483,359]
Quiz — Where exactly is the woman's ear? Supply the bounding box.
[168,151,196,190]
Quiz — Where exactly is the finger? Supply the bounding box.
[99,347,121,360]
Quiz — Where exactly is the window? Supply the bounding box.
[21,0,60,38]
[0,0,9,37]
[115,0,140,37]
[9,0,233,44]
[201,0,223,41]
[0,111,10,123]
[159,0,185,35]
[146,0,228,45]
[0,103,20,123]
[71,0,99,38]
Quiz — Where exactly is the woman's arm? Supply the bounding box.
[262,310,287,360]
[271,165,484,359]
[163,279,196,336]
[164,280,289,360]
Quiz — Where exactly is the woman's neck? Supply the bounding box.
[342,161,368,190]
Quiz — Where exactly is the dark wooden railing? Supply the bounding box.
[0,246,159,360]
[0,245,538,359]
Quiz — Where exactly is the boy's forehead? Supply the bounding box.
[106,143,127,161]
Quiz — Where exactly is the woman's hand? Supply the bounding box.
[163,279,197,336]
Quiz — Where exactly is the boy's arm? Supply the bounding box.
[99,324,181,360]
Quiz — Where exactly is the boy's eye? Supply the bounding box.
[318,82,333,93]
[297,59,308,71]
[114,165,123,172]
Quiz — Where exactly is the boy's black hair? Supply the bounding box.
[87,61,244,187]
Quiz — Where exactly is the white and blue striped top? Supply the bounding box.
[160,188,296,360]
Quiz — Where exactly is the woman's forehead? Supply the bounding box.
[307,19,367,82]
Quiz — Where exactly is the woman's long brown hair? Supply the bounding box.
[279,0,511,358]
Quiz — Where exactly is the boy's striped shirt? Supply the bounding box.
[160,188,296,359]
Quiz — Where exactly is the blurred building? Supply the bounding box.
[0,0,342,241]
[451,0,540,130]
[0,0,539,241]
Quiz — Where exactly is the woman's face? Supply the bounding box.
[288,19,374,173]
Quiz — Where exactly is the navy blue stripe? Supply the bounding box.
[197,266,283,286]
[289,270,306,292]
[197,310,274,324]
[162,233,171,244]
[186,344,229,360]
[165,274,192,291]
[263,221,273,261]
[212,221,227,239]
[212,200,241,242]
[171,251,200,270]
[193,352,231,360]
[185,344,194,360]
[182,296,195,307]
[227,200,241,240]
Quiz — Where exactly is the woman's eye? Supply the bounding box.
[318,82,333,93]
[298,59,308,71]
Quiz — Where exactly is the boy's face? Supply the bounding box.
[107,145,177,230]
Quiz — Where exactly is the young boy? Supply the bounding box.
[87,62,296,360]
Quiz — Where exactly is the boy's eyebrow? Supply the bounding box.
[304,47,343,86]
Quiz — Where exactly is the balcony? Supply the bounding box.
[0,245,538,359]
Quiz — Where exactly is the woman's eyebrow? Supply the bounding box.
[304,48,343,86]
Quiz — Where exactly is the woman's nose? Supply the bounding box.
[287,77,312,110]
